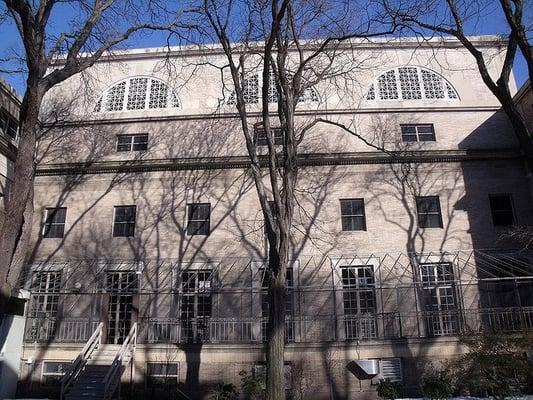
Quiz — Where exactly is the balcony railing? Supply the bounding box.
[24,307,533,344]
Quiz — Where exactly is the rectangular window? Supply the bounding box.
[0,108,18,139]
[341,265,377,339]
[340,199,366,231]
[419,263,458,336]
[146,362,179,389]
[42,361,71,386]
[43,208,67,238]
[30,272,62,319]
[187,203,210,235]
[254,124,283,146]
[113,206,136,237]
[416,196,443,228]
[116,134,148,152]
[489,194,515,226]
[180,270,212,343]
[401,124,436,142]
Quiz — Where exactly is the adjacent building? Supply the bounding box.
[16,37,533,399]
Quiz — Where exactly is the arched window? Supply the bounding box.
[94,76,180,112]
[227,70,320,105]
[366,67,459,101]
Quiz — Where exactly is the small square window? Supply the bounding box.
[146,362,179,389]
[489,194,515,226]
[254,124,283,146]
[401,124,436,142]
[340,199,366,231]
[187,203,210,235]
[42,361,71,386]
[113,205,136,237]
[116,134,148,152]
[43,208,67,238]
[416,196,443,228]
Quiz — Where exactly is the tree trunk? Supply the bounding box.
[266,246,288,400]
[0,86,42,315]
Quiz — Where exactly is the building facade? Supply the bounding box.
[17,37,533,399]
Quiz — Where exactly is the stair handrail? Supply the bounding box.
[102,322,137,400]
[60,322,103,400]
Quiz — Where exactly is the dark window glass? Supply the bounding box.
[0,109,18,139]
[254,124,283,146]
[401,124,436,142]
[187,203,210,235]
[340,199,366,231]
[42,361,71,386]
[116,134,148,152]
[416,196,443,228]
[113,206,136,237]
[146,363,178,388]
[43,207,66,238]
[489,194,515,226]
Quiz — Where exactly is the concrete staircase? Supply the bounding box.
[64,345,128,400]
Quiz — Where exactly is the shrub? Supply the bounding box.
[211,382,239,400]
[420,373,453,400]
[239,369,264,399]
[376,378,402,400]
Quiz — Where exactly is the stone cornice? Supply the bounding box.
[35,149,521,176]
[44,105,503,128]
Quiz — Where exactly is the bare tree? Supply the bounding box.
[0,0,180,315]
[195,1,396,398]
[381,0,533,169]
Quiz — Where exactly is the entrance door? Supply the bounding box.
[105,271,138,344]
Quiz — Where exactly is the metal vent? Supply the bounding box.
[371,358,403,384]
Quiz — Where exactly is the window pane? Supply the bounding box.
[416,196,442,228]
[132,134,148,151]
[187,204,210,235]
[116,135,132,152]
[113,206,136,237]
[340,199,366,231]
[489,195,515,226]
[43,208,67,238]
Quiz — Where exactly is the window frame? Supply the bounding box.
[42,207,67,239]
[415,196,443,229]
[116,134,149,152]
[0,108,18,139]
[489,193,516,227]
[145,362,179,389]
[41,360,72,387]
[254,123,284,146]
[186,203,211,236]
[112,205,137,237]
[339,198,367,232]
[400,124,436,142]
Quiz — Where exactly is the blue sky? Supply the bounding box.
[0,2,528,97]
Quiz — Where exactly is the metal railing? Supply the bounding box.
[24,317,99,343]
[103,322,137,400]
[60,322,103,400]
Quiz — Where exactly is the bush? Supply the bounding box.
[211,382,239,400]
[239,369,264,400]
[376,378,402,400]
[420,373,453,400]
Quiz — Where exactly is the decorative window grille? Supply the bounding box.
[149,79,169,109]
[187,203,211,235]
[400,124,436,142]
[96,77,180,112]
[227,70,320,105]
[399,67,422,100]
[341,265,377,339]
[368,67,458,101]
[416,196,443,228]
[489,194,515,226]
[419,263,458,336]
[113,205,136,237]
[106,81,126,111]
[43,207,67,238]
[377,70,399,100]
[116,134,149,152]
[126,77,148,110]
[340,199,367,231]
[146,363,179,388]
